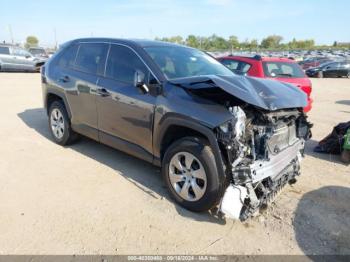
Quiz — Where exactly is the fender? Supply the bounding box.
[44,88,72,119]
[153,114,226,181]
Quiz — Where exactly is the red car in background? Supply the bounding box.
[218,55,313,112]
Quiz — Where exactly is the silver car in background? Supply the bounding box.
[0,44,45,72]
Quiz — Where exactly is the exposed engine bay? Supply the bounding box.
[216,105,312,220]
[170,75,312,220]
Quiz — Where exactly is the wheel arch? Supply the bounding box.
[154,115,226,181]
[45,91,72,119]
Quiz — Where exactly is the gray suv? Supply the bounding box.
[41,38,312,220]
[0,44,45,72]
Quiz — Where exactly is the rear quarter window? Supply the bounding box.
[0,46,10,55]
[54,44,79,68]
[263,61,305,78]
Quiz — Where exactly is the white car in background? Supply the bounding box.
[0,44,45,72]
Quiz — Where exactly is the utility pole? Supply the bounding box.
[53,27,57,50]
[8,25,14,44]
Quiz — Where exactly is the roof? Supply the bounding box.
[69,38,187,48]
[221,54,296,63]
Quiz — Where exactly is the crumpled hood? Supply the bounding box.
[169,75,307,111]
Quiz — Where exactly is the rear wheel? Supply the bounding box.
[162,137,225,212]
[48,100,79,145]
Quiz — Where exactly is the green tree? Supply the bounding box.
[250,39,259,50]
[261,35,283,49]
[228,35,239,50]
[25,35,39,49]
[186,35,199,48]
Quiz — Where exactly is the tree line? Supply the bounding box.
[21,34,349,51]
[155,34,347,51]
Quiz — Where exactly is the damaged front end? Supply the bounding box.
[216,106,312,220]
[170,75,312,220]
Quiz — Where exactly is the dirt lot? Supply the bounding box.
[0,73,349,255]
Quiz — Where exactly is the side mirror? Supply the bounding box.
[25,55,31,59]
[134,70,149,93]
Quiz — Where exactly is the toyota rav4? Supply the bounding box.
[41,38,312,220]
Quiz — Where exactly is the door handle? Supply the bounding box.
[97,88,111,97]
[59,75,70,83]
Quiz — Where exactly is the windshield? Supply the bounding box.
[263,61,305,78]
[144,46,234,80]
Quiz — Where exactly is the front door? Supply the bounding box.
[96,44,156,159]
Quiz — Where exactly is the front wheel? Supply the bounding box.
[162,137,225,212]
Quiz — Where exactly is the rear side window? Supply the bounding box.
[56,44,79,68]
[220,59,251,73]
[75,43,109,75]
[0,46,10,55]
[106,45,147,84]
[263,62,305,78]
[221,59,239,70]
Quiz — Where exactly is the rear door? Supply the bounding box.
[96,44,157,159]
[51,42,109,140]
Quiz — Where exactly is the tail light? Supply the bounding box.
[41,66,47,84]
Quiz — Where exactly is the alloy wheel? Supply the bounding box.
[168,152,207,201]
[50,108,65,139]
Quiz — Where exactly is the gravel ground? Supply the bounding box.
[0,73,349,255]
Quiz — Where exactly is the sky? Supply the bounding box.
[0,0,349,47]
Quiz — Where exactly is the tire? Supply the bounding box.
[347,72,350,79]
[162,137,225,212]
[48,100,79,145]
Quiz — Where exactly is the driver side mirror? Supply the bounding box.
[25,55,31,59]
[134,70,149,93]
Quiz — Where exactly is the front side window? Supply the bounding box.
[75,43,109,75]
[0,46,10,55]
[263,62,305,78]
[106,45,148,84]
[144,46,234,80]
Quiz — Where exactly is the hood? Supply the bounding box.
[169,75,307,111]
